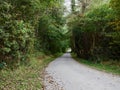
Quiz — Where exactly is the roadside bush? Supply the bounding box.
[0,0,68,69]
[69,4,120,61]
[0,20,34,68]
[0,1,35,68]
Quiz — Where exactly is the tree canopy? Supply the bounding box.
[68,0,120,61]
[0,0,68,68]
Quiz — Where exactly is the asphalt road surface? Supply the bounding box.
[44,53,120,90]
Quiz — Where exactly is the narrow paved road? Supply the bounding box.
[44,53,120,90]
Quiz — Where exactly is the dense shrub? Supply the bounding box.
[0,0,68,68]
[0,1,35,68]
[69,4,120,61]
[0,20,34,67]
[37,14,68,54]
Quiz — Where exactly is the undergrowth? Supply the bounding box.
[0,52,62,90]
[72,53,120,75]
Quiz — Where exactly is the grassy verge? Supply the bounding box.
[0,52,63,90]
[71,53,120,75]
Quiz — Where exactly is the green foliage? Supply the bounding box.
[0,0,39,68]
[69,4,120,61]
[110,0,120,31]
[0,0,69,68]
[72,53,120,75]
[37,2,68,54]
[110,0,120,19]
[38,15,67,54]
[0,20,34,67]
[0,53,60,90]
